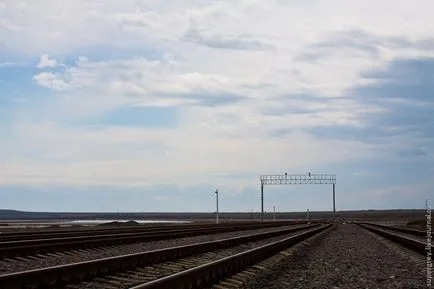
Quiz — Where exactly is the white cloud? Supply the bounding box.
[37,54,57,68]
[0,121,376,187]
[356,183,433,201]
[2,1,433,54]
[1,0,433,189]
[0,18,21,31]
[33,72,69,90]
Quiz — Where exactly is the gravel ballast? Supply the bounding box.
[248,224,426,289]
[0,224,305,275]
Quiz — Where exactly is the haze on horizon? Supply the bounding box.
[0,0,433,213]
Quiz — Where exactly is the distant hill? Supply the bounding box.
[0,209,67,220]
[0,209,426,221]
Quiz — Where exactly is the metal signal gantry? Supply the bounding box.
[259,173,337,221]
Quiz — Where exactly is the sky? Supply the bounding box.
[0,0,433,213]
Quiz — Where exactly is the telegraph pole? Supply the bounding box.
[215,189,219,224]
[273,206,276,221]
[261,182,264,221]
[333,183,336,220]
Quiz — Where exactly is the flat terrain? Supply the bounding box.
[0,209,427,232]
[0,209,426,221]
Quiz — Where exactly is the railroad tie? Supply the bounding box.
[109,275,142,283]
[222,278,245,286]
[119,272,155,282]
[252,265,267,271]
[212,283,238,289]
[1,258,17,263]
[279,251,293,256]
[51,252,66,257]
[25,255,41,261]
[15,256,31,262]
[92,277,124,288]
[63,251,80,256]
[234,270,257,278]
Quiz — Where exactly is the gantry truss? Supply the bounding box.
[259,173,337,221]
[260,174,336,185]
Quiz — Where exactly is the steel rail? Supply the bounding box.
[357,222,425,237]
[0,224,322,289]
[358,223,430,255]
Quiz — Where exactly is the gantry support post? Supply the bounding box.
[261,182,264,221]
[333,183,336,221]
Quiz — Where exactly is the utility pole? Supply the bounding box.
[307,209,310,222]
[215,189,219,224]
[333,183,336,221]
[261,182,264,221]
[273,206,276,221]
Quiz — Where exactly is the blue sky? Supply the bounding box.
[0,0,433,212]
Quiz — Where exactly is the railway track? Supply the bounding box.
[0,221,300,242]
[357,222,430,255]
[0,223,194,242]
[0,224,310,275]
[357,222,425,237]
[0,221,299,259]
[0,223,330,289]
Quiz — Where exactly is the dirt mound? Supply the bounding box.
[98,220,140,227]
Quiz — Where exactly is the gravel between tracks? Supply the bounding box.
[248,224,425,289]
[0,224,304,275]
